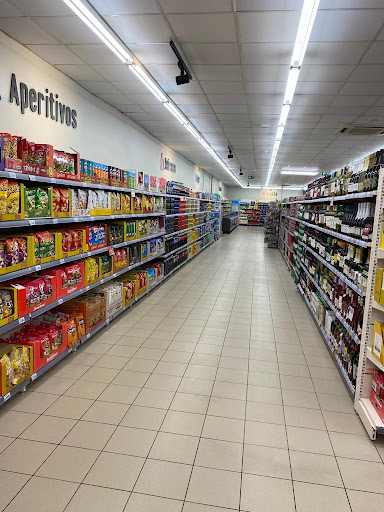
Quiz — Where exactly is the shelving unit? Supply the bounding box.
[279,176,381,404]
[264,203,280,248]
[239,201,269,226]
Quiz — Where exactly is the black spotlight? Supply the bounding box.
[170,40,192,86]
[239,168,243,176]
[228,146,233,159]
[247,182,250,187]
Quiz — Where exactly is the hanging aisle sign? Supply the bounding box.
[8,73,78,129]
[160,152,176,173]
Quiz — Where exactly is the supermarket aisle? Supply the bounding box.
[1,227,384,512]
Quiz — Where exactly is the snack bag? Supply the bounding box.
[0,242,5,269]
[16,237,27,262]
[70,230,77,252]
[60,189,69,212]
[36,188,49,211]
[7,182,20,214]
[52,188,61,213]
[34,144,48,166]
[11,347,22,385]
[37,231,54,259]
[75,313,85,339]
[6,238,19,266]
[1,353,13,389]
[78,189,87,210]
[21,346,29,376]
[66,318,77,347]
[0,180,7,215]
[39,332,51,357]
[25,188,36,211]
[49,325,61,351]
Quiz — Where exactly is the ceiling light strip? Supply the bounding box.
[61,0,241,187]
[265,0,320,187]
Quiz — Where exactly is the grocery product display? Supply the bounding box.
[239,201,269,226]
[264,203,280,248]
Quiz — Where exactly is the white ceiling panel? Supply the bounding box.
[244,65,289,82]
[245,82,286,94]
[299,65,354,82]
[331,95,379,107]
[129,44,176,64]
[0,17,57,44]
[247,95,283,106]
[325,106,368,117]
[170,94,209,105]
[10,0,73,16]
[213,105,249,114]
[241,42,294,64]
[200,81,245,94]
[361,42,384,64]
[0,1,23,16]
[349,65,384,82]
[159,0,233,13]
[55,64,105,81]
[237,11,301,43]
[236,0,303,10]
[310,10,384,42]
[158,81,203,94]
[78,81,121,94]
[289,105,328,115]
[33,16,101,44]
[92,65,138,81]
[304,42,369,65]
[167,14,237,43]
[25,44,84,65]
[120,94,161,105]
[105,14,171,44]
[339,82,384,95]
[217,113,250,121]
[207,94,247,105]
[192,65,243,81]
[69,44,122,64]
[179,104,214,114]
[250,105,281,115]
[112,81,152,94]
[96,94,136,105]
[292,94,334,106]
[116,105,145,113]
[89,0,160,14]
[181,43,240,65]
[295,82,344,95]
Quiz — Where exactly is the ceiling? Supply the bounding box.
[1,0,384,188]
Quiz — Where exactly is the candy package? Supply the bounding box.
[7,182,20,214]
[85,257,99,284]
[52,188,61,213]
[36,187,49,211]
[59,189,69,212]
[0,289,14,318]
[0,353,12,389]
[0,242,5,269]
[0,180,7,214]
[6,238,19,266]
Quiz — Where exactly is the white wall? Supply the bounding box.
[226,186,303,202]
[0,32,225,196]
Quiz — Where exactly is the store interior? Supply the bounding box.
[0,1,384,511]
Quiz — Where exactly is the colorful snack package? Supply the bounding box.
[44,277,53,298]
[0,180,7,215]
[52,188,61,212]
[75,313,85,339]
[59,189,69,212]
[11,348,22,385]
[61,231,70,253]
[16,237,27,262]
[33,234,40,260]
[36,188,49,211]
[25,188,36,211]
[35,278,47,301]
[0,242,5,269]
[49,325,61,351]
[66,318,77,347]
[70,230,77,252]
[6,238,19,266]
[7,182,20,214]
[34,144,48,166]
[76,230,83,251]
[21,346,29,375]
[1,353,13,389]
[78,189,87,210]
[39,332,51,357]
[37,231,53,258]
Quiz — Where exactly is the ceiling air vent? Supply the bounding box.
[337,125,384,136]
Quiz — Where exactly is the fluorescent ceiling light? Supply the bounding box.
[62,0,133,64]
[282,166,319,172]
[291,0,321,67]
[283,67,300,105]
[185,124,200,139]
[279,104,290,126]
[281,170,318,176]
[129,65,167,102]
[276,126,284,140]
[163,102,187,125]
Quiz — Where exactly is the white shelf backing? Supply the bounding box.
[354,168,384,440]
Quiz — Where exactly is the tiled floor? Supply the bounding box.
[1,226,384,511]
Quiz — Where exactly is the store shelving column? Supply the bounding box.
[355,169,384,439]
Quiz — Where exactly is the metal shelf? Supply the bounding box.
[299,261,360,343]
[166,212,200,217]
[160,233,212,258]
[356,398,384,440]
[372,300,384,313]
[298,285,355,397]
[301,241,365,297]
[164,221,210,239]
[0,232,165,284]
[366,349,384,372]
[0,212,166,229]
[293,190,376,204]
[285,216,370,248]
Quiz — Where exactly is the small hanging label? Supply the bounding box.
[31,373,37,381]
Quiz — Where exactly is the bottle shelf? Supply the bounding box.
[285,216,370,248]
[301,241,365,297]
[292,190,376,204]
[299,260,360,343]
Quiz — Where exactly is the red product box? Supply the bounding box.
[370,369,384,423]
[41,261,85,298]
[12,274,57,317]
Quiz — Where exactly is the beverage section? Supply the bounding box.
[277,149,384,439]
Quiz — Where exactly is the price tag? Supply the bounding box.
[18,317,26,325]
[29,175,36,181]
[35,264,41,271]
[106,318,110,325]
[85,286,90,291]
[3,392,11,402]
[86,333,90,339]
[113,273,117,278]
[74,218,79,222]
[131,191,135,197]
[87,252,92,257]
[53,218,59,224]
[90,217,95,221]
[29,219,36,225]
[100,279,104,284]
[51,178,57,183]
[60,258,65,264]
[68,347,72,353]
[9,172,17,179]
[58,298,63,305]
[31,373,37,381]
